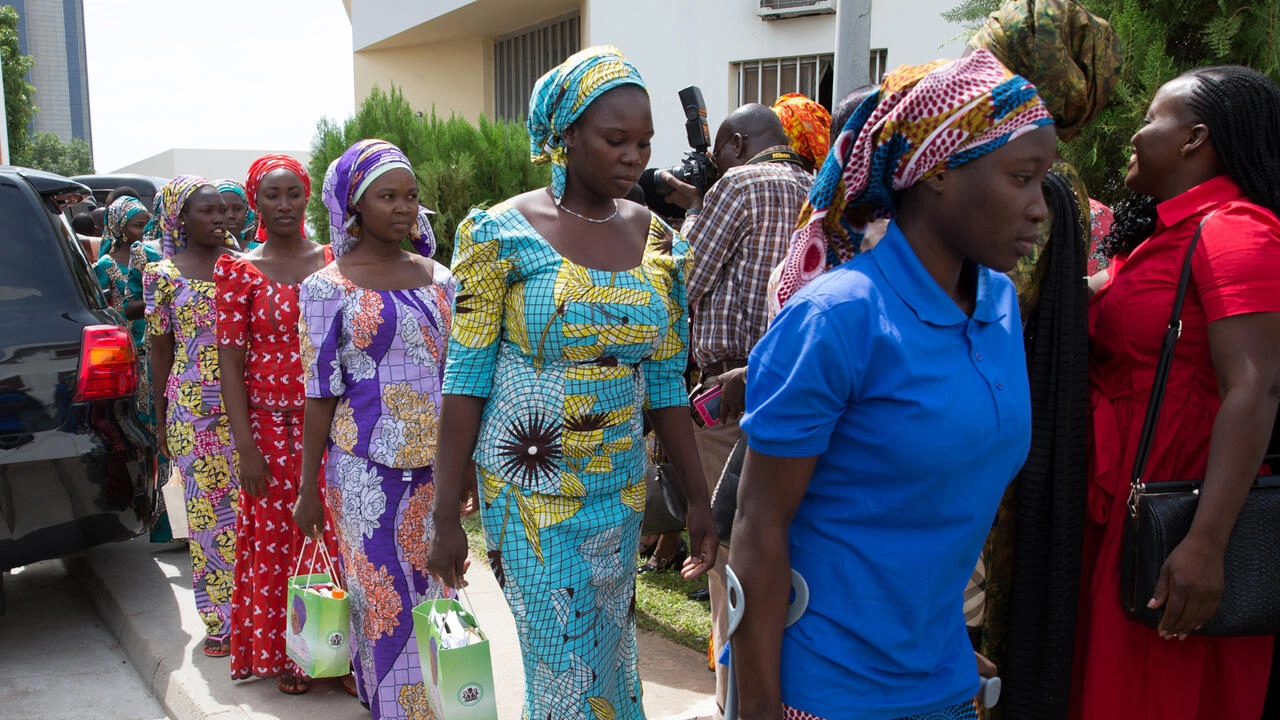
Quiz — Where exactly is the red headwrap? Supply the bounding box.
[245,154,311,242]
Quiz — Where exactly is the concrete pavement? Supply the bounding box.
[0,559,170,720]
[71,537,716,720]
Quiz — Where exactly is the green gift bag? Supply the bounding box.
[412,594,498,720]
[285,541,350,679]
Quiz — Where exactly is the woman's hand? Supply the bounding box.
[292,485,326,540]
[681,502,719,580]
[427,519,472,589]
[238,444,272,498]
[1149,535,1225,638]
[975,650,998,678]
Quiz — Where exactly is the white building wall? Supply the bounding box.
[350,0,470,50]
[869,0,967,68]
[112,149,311,182]
[586,0,964,168]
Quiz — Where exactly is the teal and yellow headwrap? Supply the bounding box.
[215,179,257,242]
[100,196,148,259]
[527,45,647,199]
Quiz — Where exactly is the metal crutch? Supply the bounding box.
[721,565,810,720]
[720,566,1000,716]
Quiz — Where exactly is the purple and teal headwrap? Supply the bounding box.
[158,175,214,257]
[215,178,257,241]
[100,196,148,259]
[527,45,647,200]
[321,138,436,257]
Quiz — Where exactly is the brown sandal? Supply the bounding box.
[340,672,359,697]
[277,670,310,695]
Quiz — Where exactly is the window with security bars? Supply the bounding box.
[494,13,581,121]
[869,48,889,84]
[732,49,889,109]
[734,54,834,108]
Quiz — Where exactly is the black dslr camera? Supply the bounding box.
[647,86,718,202]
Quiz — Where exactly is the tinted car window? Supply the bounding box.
[0,182,82,310]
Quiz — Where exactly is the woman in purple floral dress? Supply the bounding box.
[145,176,241,657]
[294,140,455,719]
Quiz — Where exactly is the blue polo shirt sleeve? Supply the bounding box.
[742,291,868,458]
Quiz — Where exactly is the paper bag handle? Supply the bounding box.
[292,537,343,592]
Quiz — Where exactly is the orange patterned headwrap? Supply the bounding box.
[244,154,311,242]
[772,93,832,169]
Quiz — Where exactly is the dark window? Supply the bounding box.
[494,13,581,121]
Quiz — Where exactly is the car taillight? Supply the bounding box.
[73,325,138,402]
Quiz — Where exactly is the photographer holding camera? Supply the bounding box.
[661,102,816,720]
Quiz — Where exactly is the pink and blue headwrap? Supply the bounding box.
[158,175,215,258]
[527,45,647,200]
[321,138,436,257]
[768,50,1054,312]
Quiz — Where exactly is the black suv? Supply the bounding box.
[0,166,158,605]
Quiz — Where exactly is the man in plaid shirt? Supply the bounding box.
[661,102,816,720]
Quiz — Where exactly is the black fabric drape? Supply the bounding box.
[998,169,1091,719]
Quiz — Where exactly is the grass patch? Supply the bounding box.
[461,515,711,653]
[635,559,710,653]
[462,512,487,566]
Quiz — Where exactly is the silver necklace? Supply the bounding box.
[557,198,619,224]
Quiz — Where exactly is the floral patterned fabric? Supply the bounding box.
[300,260,457,718]
[301,262,455,469]
[144,257,239,637]
[443,203,690,720]
[215,250,339,681]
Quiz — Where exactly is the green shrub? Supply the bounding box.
[308,85,549,265]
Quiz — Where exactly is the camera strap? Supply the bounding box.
[745,147,806,167]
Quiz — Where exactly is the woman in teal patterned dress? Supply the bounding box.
[93,197,150,346]
[96,197,176,543]
[428,46,717,720]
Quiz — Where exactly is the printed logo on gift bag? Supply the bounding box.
[459,684,484,707]
[327,632,345,649]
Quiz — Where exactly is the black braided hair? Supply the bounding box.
[1097,65,1280,260]
[1182,65,1280,218]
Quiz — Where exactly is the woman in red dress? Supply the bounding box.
[1073,66,1280,719]
[216,155,338,694]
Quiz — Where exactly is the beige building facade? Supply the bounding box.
[343,0,966,166]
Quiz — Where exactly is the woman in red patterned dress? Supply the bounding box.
[216,155,338,694]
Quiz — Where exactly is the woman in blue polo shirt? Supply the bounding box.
[733,52,1054,720]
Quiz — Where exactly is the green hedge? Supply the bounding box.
[308,85,549,266]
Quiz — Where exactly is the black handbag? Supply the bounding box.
[710,436,746,546]
[641,462,688,536]
[1120,215,1280,636]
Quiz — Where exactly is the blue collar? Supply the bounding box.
[870,221,1005,327]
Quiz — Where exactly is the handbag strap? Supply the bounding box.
[1130,214,1214,490]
